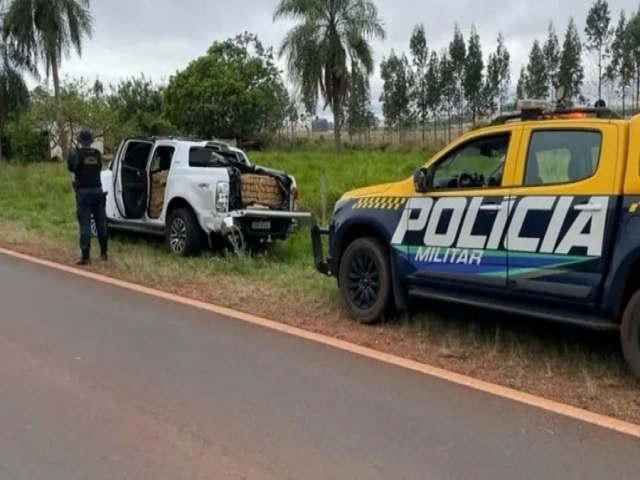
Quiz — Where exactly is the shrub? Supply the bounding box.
[4,118,49,163]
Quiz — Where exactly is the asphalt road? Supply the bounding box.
[0,254,639,480]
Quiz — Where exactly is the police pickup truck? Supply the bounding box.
[312,96,640,379]
[101,137,310,255]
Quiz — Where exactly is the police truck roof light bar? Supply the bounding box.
[490,102,621,126]
[490,84,622,126]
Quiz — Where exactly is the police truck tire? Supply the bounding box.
[166,208,202,256]
[338,237,392,325]
[620,289,640,380]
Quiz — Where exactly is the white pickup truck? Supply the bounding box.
[99,137,310,255]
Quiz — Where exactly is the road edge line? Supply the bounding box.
[2,246,639,439]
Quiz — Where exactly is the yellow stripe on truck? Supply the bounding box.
[353,197,406,211]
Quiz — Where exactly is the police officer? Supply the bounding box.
[67,129,108,265]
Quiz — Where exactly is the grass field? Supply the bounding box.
[255,149,423,219]
[0,149,423,293]
[0,150,639,424]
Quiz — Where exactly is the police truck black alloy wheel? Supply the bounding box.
[348,253,380,310]
[339,237,392,324]
[620,289,640,380]
[166,208,202,256]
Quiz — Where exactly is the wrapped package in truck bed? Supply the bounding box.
[240,174,283,208]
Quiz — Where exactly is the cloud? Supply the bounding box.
[51,0,639,115]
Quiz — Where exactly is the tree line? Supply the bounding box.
[3,32,296,160]
[0,1,295,161]
[368,0,640,146]
[0,3,294,160]
[4,0,640,160]
[375,24,510,145]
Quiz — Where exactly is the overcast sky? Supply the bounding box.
[55,0,640,116]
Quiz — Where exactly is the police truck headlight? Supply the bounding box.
[215,181,229,213]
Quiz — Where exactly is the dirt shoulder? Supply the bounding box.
[1,232,639,425]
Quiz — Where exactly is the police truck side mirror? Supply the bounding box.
[413,167,433,193]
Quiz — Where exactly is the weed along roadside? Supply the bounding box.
[1,150,639,426]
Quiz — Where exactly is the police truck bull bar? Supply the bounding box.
[310,217,331,276]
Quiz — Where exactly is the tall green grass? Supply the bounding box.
[0,150,428,293]
[0,163,77,236]
[249,149,427,219]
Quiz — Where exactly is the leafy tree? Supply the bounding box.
[585,0,613,100]
[485,36,509,115]
[608,11,634,114]
[108,74,169,136]
[410,23,429,141]
[274,0,385,156]
[449,24,466,133]
[345,66,373,140]
[439,50,456,141]
[60,78,118,147]
[164,33,289,142]
[92,79,103,99]
[109,75,163,120]
[425,51,441,142]
[494,33,511,113]
[379,51,412,141]
[18,77,121,156]
[558,18,585,101]
[516,66,528,100]
[3,117,47,162]
[284,89,302,138]
[3,0,93,158]
[301,95,316,135]
[525,40,548,98]
[543,22,561,98]
[485,52,500,114]
[626,10,640,109]
[0,41,31,160]
[464,26,484,124]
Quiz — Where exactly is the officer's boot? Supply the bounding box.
[75,249,91,266]
[99,240,108,262]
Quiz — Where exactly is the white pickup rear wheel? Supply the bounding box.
[166,208,202,256]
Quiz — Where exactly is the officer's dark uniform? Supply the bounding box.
[67,130,108,265]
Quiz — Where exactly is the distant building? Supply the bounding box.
[311,116,331,133]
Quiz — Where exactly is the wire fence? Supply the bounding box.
[279,104,640,152]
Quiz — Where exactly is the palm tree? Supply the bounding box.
[274,0,385,156]
[0,39,32,161]
[3,0,93,158]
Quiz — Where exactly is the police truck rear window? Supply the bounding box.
[524,130,602,186]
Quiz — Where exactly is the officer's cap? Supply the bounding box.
[77,129,94,146]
